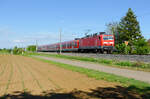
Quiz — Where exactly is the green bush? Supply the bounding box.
[116,39,150,55]
[26,45,36,52]
[98,59,113,64]
[115,61,132,66]
[115,43,130,54]
[133,39,150,55]
[0,48,12,54]
[13,46,24,55]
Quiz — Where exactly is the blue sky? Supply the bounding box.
[0,0,150,48]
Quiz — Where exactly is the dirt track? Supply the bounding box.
[0,55,147,99]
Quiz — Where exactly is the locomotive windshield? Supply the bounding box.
[103,36,113,40]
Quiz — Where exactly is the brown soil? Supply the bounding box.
[0,55,148,99]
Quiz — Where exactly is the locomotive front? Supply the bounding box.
[101,35,115,53]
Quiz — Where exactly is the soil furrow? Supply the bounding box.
[15,61,25,91]
[7,56,23,93]
[23,58,62,90]
[16,56,42,95]
[4,62,13,95]
[20,58,44,92]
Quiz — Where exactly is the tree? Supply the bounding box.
[118,8,143,45]
[13,46,24,55]
[26,45,36,52]
[13,46,18,54]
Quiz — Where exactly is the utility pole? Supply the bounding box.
[59,28,62,54]
[36,39,38,52]
[20,41,24,55]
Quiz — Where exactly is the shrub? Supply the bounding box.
[132,61,144,67]
[27,45,36,52]
[115,61,132,66]
[115,43,130,54]
[98,59,113,64]
[133,39,150,55]
[0,48,12,54]
[13,46,24,55]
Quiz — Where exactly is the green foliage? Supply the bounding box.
[117,8,143,45]
[98,59,113,64]
[26,45,36,52]
[13,46,24,55]
[133,39,150,55]
[115,43,130,54]
[115,61,132,66]
[0,48,12,54]
[148,39,150,46]
[115,39,150,55]
[110,8,149,55]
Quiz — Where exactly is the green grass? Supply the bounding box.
[30,56,150,94]
[27,52,150,71]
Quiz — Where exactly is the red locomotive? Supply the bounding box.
[37,32,114,53]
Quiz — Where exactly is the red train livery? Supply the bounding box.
[37,32,115,53]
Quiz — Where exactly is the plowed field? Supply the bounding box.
[0,55,144,99]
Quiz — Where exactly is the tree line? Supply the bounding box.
[0,45,36,55]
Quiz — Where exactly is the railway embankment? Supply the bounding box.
[39,52,150,63]
[61,53,150,63]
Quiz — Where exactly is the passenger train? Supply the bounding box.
[37,32,115,54]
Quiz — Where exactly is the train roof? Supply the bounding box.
[38,39,79,47]
[38,32,113,47]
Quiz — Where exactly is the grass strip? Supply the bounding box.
[28,52,150,71]
[31,56,150,94]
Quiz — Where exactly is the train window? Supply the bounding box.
[99,36,101,40]
[75,42,77,47]
[103,36,113,40]
[67,43,70,47]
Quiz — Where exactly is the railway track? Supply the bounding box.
[39,52,150,63]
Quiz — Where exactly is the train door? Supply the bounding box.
[95,38,97,47]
